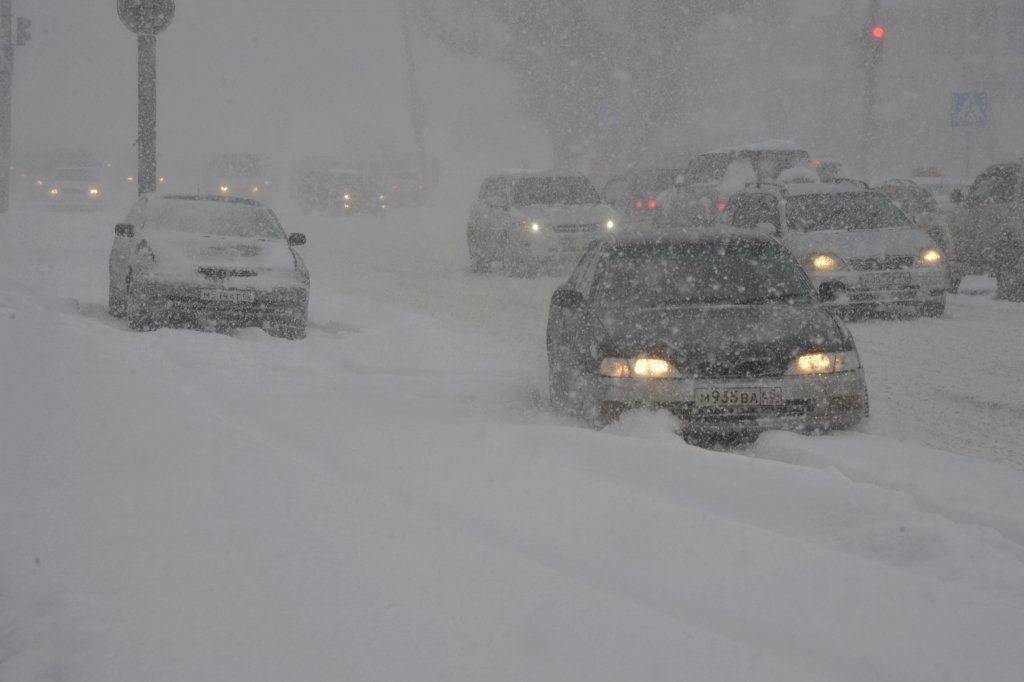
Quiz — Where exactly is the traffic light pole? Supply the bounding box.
[858,0,882,181]
[398,0,429,189]
[0,0,13,213]
[137,33,157,196]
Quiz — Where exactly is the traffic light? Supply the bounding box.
[16,17,31,47]
[871,25,885,41]
[864,21,884,65]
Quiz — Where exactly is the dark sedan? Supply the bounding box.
[546,229,869,436]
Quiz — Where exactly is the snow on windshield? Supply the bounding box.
[785,192,910,231]
[512,176,600,205]
[146,202,285,240]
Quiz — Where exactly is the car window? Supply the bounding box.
[728,194,780,229]
[967,166,1021,206]
[603,177,626,204]
[632,170,681,196]
[511,176,600,205]
[784,192,909,231]
[685,154,729,184]
[594,240,812,308]
[145,202,286,239]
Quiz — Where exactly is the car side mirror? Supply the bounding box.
[115,223,134,238]
[288,233,306,246]
[950,188,964,204]
[552,287,585,310]
[756,222,780,237]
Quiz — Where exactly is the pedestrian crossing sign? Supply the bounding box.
[952,91,989,128]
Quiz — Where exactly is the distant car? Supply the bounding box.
[947,163,1024,299]
[46,167,104,210]
[205,154,274,200]
[296,168,386,216]
[108,195,309,338]
[467,171,619,276]
[875,178,960,291]
[546,230,869,435]
[726,181,949,316]
[381,169,429,206]
[601,168,685,228]
[682,141,813,222]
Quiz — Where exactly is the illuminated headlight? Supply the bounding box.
[917,248,943,266]
[35,179,43,186]
[531,222,541,232]
[379,194,386,201]
[606,219,615,230]
[343,194,351,201]
[158,177,165,183]
[89,188,100,196]
[126,176,134,183]
[808,253,842,271]
[788,351,861,375]
[219,185,230,193]
[251,186,260,193]
[49,188,59,196]
[599,356,682,379]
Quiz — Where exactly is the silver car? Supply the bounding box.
[726,182,949,316]
[108,195,309,338]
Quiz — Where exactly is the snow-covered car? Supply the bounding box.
[296,168,386,216]
[602,168,685,228]
[546,229,869,436]
[108,195,309,338]
[467,171,618,276]
[45,167,104,210]
[726,181,949,317]
[204,153,274,200]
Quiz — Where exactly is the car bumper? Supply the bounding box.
[47,196,104,210]
[587,369,868,434]
[809,268,948,308]
[516,230,609,262]
[133,280,308,328]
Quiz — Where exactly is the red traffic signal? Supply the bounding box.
[871,25,885,40]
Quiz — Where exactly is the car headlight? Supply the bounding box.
[343,194,351,201]
[251,186,260,193]
[49,188,59,196]
[606,219,615,230]
[599,356,682,379]
[807,253,844,271]
[219,186,230,193]
[787,351,861,375]
[917,247,943,266]
[89,188,100,196]
[530,222,541,233]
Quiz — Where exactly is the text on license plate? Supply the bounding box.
[200,289,255,303]
[859,272,911,289]
[694,387,785,407]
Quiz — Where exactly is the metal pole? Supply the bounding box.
[962,128,971,180]
[137,33,157,195]
[398,0,428,188]
[0,0,13,212]
[861,60,877,180]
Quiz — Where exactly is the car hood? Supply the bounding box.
[785,227,935,259]
[511,204,616,226]
[142,232,299,283]
[596,303,846,378]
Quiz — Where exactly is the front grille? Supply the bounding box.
[692,357,789,379]
[198,267,258,280]
[669,399,814,420]
[62,188,86,195]
[848,255,914,271]
[551,223,599,233]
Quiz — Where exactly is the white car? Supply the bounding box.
[726,181,949,317]
[46,167,104,210]
[108,195,309,338]
[467,171,619,276]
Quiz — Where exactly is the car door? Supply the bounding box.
[110,198,147,292]
[953,165,1021,272]
[559,247,606,366]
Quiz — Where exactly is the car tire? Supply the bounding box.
[125,273,155,332]
[500,232,537,278]
[918,296,946,318]
[996,256,1024,302]
[467,226,491,273]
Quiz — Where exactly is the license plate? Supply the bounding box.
[694,387,785,407]
[859,272,911,289]
[200,289,255,303]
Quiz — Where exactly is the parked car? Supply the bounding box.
[725,181,949,316]
[467,171,618,276]
[45,167,104,210]
[380,169,429,206]
[947,162,1024,299]
[546,229,869,436]
[204,154,274,200]
[108,195,309,338]
[602,168,685,228]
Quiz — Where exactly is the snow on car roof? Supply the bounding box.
[154,194,264,207]
[736,181,871,197]
[606,226,778,248]
[706,139,806,154]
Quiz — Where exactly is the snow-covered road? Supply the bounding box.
[2,186,1024,681]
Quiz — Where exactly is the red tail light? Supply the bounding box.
[635,200,643,209]
[647,200,657,209]
[717,201,727,213]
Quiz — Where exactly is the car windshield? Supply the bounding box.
[145,201,285,240]
[634,170,682,195]
[512,176,600,205]
[595,240,812,308]
[209,155,265,177]
[52,168,95,182]
[785,192,909,231]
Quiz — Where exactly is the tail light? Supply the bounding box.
[635,200,643,209]
[717,201,727,213]
[647,200,657,209]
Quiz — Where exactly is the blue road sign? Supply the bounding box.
[952,91,989,128]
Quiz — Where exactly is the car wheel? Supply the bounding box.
[467,226,491,273]
[266,321,307,340]
[125,273,155,331]
[918,297,946,317]
[996,256,1024,302]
